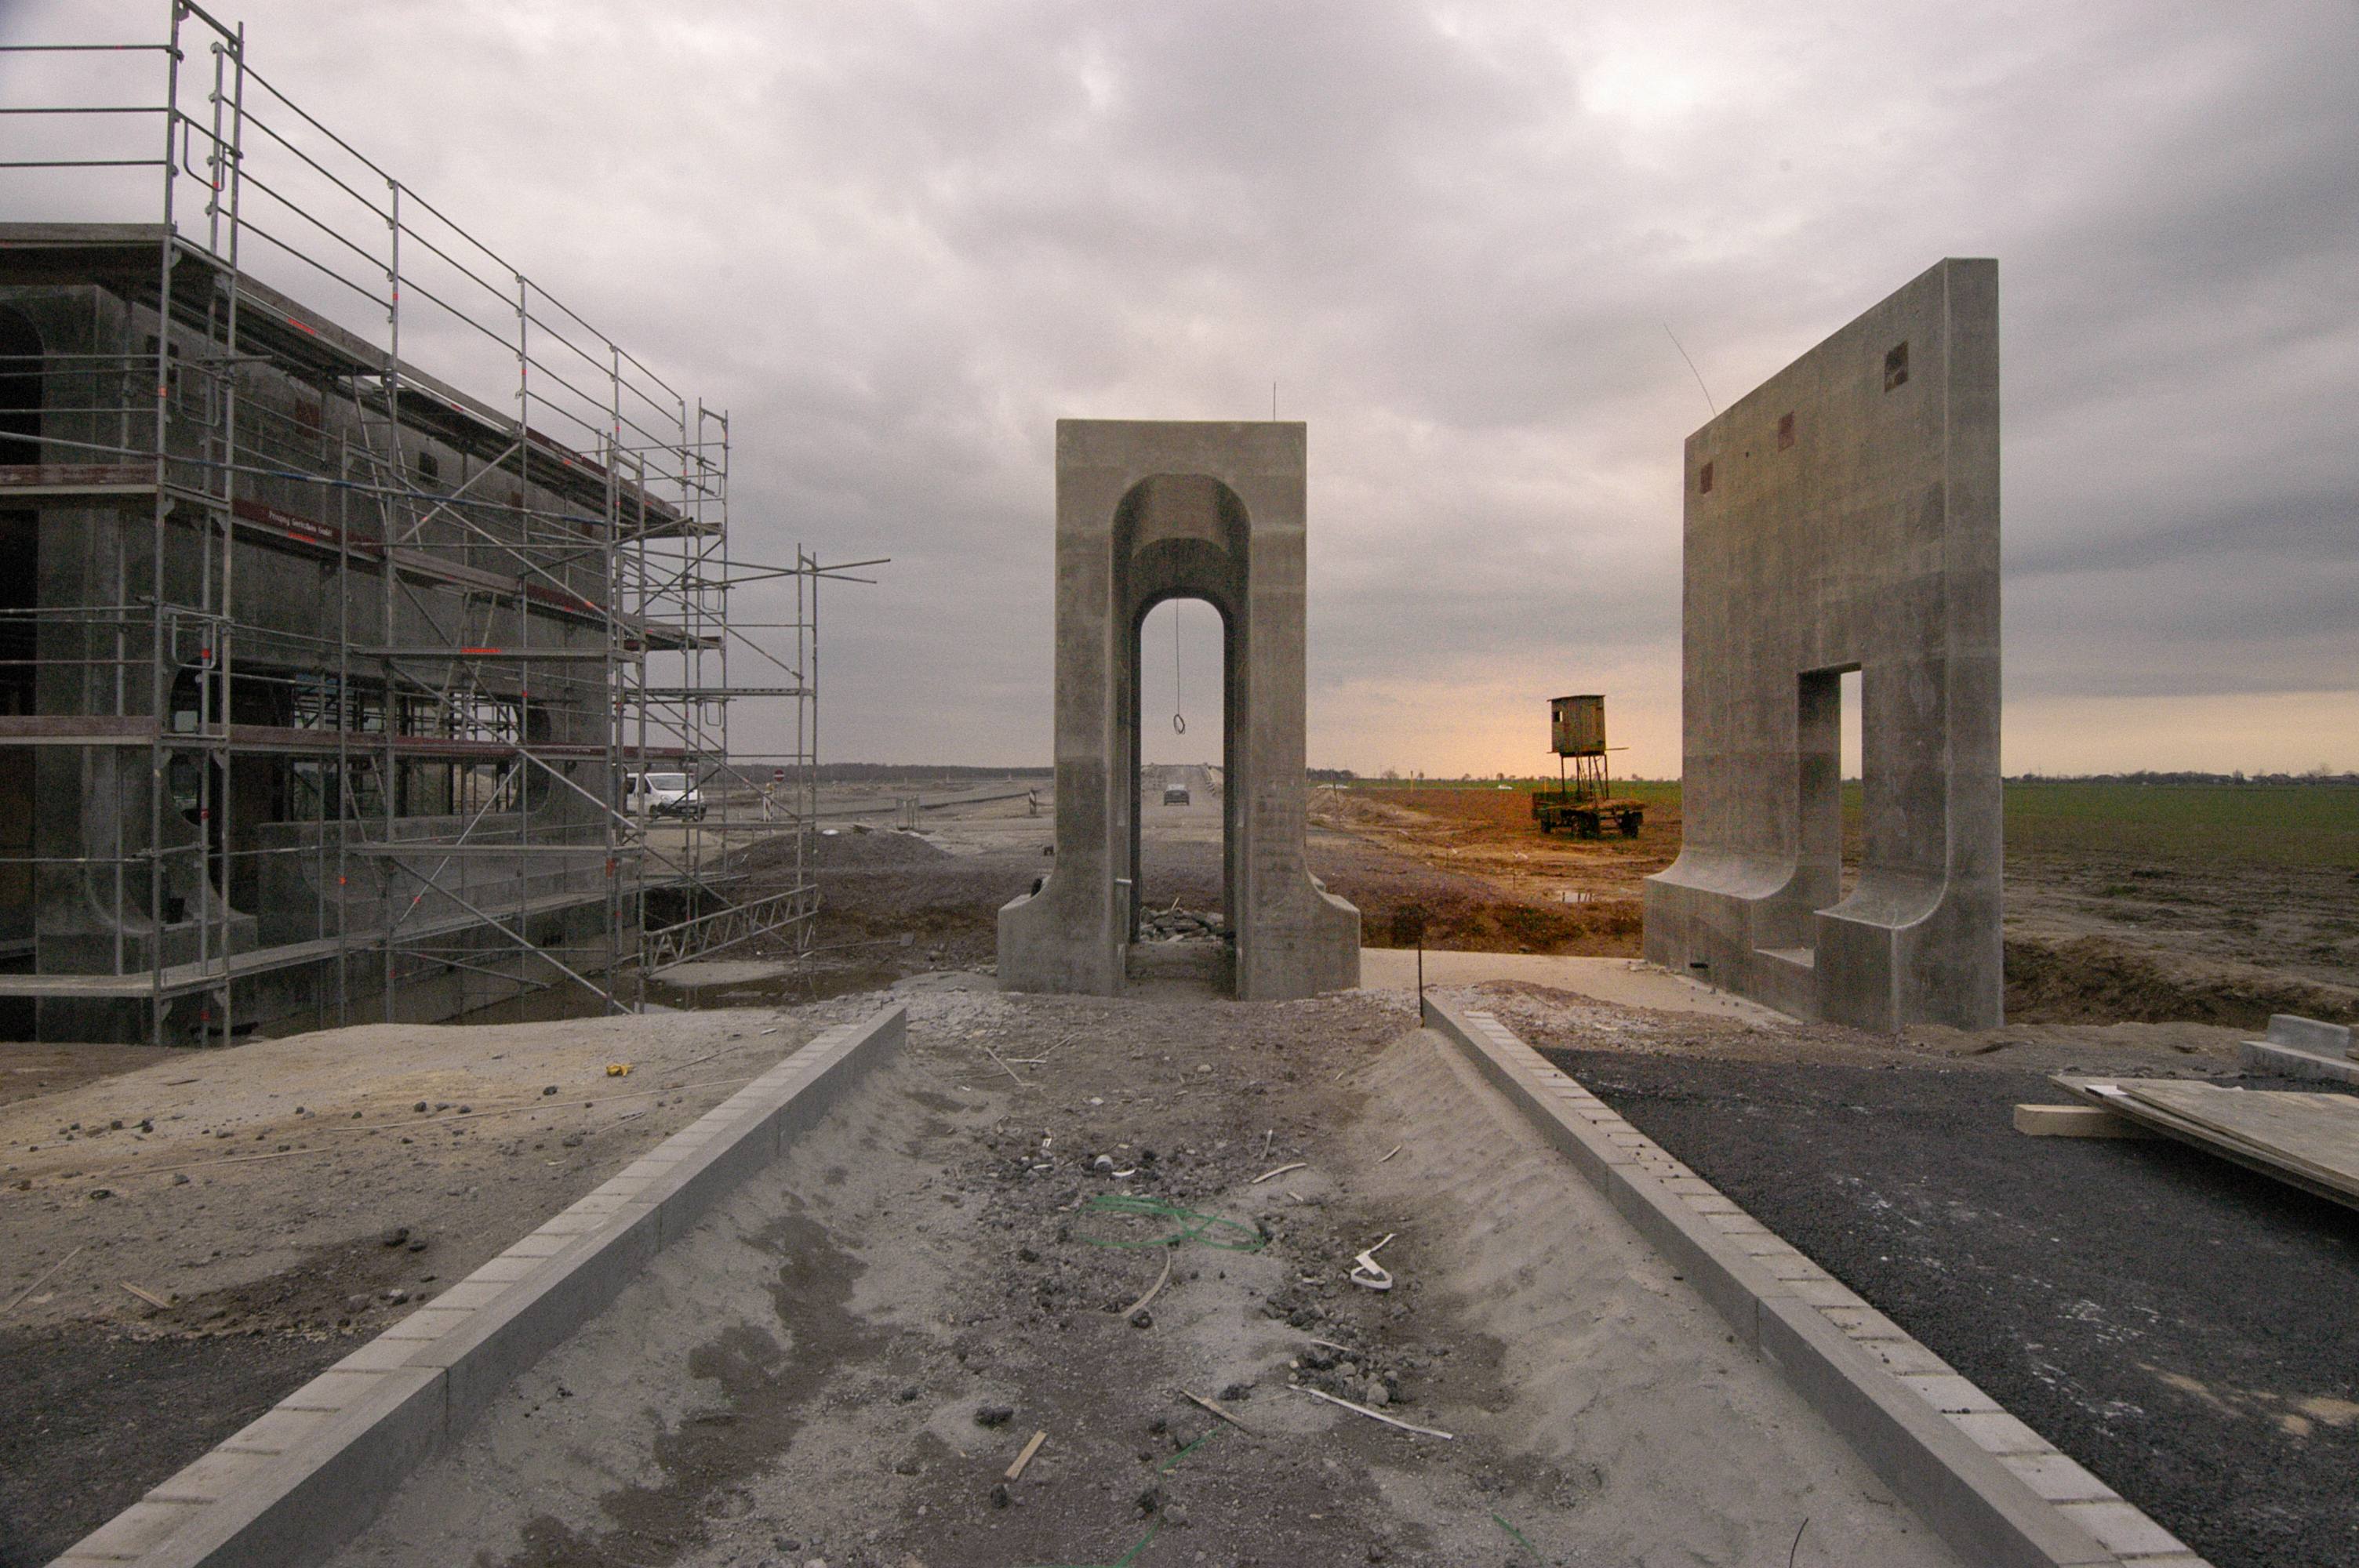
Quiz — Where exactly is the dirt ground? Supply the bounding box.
[325,986,1962,1568]
[701,784,1669,1009]
[5,782,2353,1564]
[1303,788,1667,956]
[0,1004,881,1565]
[699,782,2359,1035]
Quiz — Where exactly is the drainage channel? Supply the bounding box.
[59,988,2092,1568]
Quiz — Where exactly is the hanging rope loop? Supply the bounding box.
[1170,600,1187,736]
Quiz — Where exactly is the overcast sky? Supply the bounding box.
[8,1,2354,777]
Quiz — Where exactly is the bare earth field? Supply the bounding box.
[1325,782,2359,1031]
[774,779,2359,1029]
[1998,782,2359,1026]
[2,780,2354,1566]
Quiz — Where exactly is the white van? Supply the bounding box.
[624,771,705,820]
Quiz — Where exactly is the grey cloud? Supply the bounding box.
[7,0,2354,773]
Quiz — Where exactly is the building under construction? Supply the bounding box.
[0,4,838,1044]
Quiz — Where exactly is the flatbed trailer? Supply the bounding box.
[1532,789,1645,838]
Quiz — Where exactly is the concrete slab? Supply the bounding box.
[1354,948,1787,1022]
[2259,1012,2354,1057]
[2239,1036,2359,1083]
[645,960,793,988]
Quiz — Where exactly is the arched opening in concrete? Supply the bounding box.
[996,420,1358,1001]
[1111,472,1249,993]
[1126,592,1233,989]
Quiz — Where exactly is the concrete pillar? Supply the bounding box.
[998,420,1360,1000]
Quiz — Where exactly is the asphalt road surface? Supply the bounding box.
[1537,1050,2359,1568]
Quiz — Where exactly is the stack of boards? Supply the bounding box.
[2051,1075,2359,1213]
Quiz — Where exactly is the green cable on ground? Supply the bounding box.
[1112,1519,1164,1568]
[1014,1516,1161,1568]
[1076,1192,1266,1252]
[1158,1421,1227,1472]
[1014,1409,1227,1566]
[1492,1512,1540,1558]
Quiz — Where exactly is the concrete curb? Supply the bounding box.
[53,1005,907,1568]
[1420,996,2210,1568]
[2240,1037,2359,1084]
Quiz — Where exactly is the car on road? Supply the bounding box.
[1163,785,1190,806]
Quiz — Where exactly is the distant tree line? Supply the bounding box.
[2005,770,2359,787]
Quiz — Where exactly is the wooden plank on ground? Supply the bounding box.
[2052,1076,2359,1211]
[2013,1103,2157,1138]
[2120,1082,2359,1195]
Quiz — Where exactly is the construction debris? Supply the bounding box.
[2012,1104,2157,1139]
[0,1246,83,1317]
[1121,1247,1176,1319]
[1003,1430,1049,1483]
[1288,1384,1454,1439]
[1350,1233,1397,1291]
[1178,1389,1256,1434]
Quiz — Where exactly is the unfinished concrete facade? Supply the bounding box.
[0,9,824,1043]
[998,421,1360,1000]
[1644,259,2001,1030]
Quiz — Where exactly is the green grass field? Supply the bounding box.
[1355,779,2359,871]
[2001,782,2359,870]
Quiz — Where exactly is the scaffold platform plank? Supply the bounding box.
[363,645,638,663]
[0,462,156,495]
[0,885,652,1000]
[0,717,692,762]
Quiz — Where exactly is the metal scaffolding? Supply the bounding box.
[0,2,867,1043]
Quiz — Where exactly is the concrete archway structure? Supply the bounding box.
[998,420,1360,999]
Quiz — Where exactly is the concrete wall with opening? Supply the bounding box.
[1643,259,2002,1031]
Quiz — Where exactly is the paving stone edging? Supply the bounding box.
[1421,996,2209,1568]
[53,1005,908,1568]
